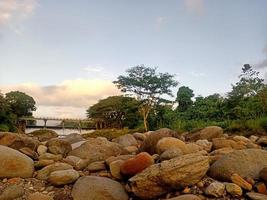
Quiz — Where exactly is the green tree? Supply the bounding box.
[0,92,16,131]
[5,91,36,118]
[87,96,141,129]
[113,65,178,131]
[176,86,194,112]
[258,86,267,114]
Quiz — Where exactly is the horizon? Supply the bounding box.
[0,0,267,118]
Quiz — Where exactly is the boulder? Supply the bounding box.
[120,152,154,176]
[71,176,129,200]
[34,159,55,168]
[246,192,267,200]
[64,155,88,170]
[160,149,183,161]
[37,145,48,155]
[36,162,73,180]
[0,184,24,200]
[68,138,126,163]
[186,126,223,141]
[46,138,72,157]
[126,153,209,199]
[39,153,62,161]
[196,139,212,152]
[48,169,79,186]
[156,137,188,154]
[166,195,201,200]
[0,132,39,151]
[61,133,84,144]
[208,149,267,181]
[29,129,58,142]
[205,181,225,197]
[140,128,178,154]
[185,143,203,154]
[28,193,53,200]
[105,155,135,165]
[257,136,267,146]
[133,132,146,141]
[231,173,252,190]
[260,167,267,182]
[87,161,106,172]
[19,147,38,160]
[110,160,124,179]
[112,134,138,147]
[0,145,34,178]
[212,138,246,150]
[225,183,242,197]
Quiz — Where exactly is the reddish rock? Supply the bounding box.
[255,182,267,194]
[121,152,154,176]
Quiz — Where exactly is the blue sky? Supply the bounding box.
[0,0,267,118]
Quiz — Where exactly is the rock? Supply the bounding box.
[110,160,124,179]
[29,129,58,142]
[255,182,267,194]
[257,136,267,146]
[231,173,252,190]
[87,161,106,172]
[225,183,242,197]
[48,169,79,186]
[112,134,138,147]
[186,126,224,141]
[156,137,188,154]
[212,138,246,150]
[160,149,183,161]
[71,140,86,150]
[0,184,24,200]
[185,143,203,154]
[246,192,267,200]
[208,149,267,181]
[39,153,63,161]
[68,138,126,163]
[62,133,84,144]
[120,152,154,176]
[166,194,202,200]
[140,128,178,154]
[37,145,48,155]
[260,167,267,182]
[209,147,234,156]
[124,145,138,154]
[34,159,55,168]
[0,145,34,178]
[126,153,209,199]
[46,138,72,157]
[0,132,39,151]
[196,139,213,152]
[28,192,53,200]
[36,162,73,180]
[19,147,38,159]
[133,132,146,141]
[205,181,225,197]
[105,155,135,166]
[64,155,88,170]
[71,176,129,200]
[250,135,259,143]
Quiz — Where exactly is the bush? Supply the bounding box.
[0,124,9,132]
[82,128,130,140]
[260,117,267,131]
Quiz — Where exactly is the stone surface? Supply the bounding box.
[64,155,88,170]
[39,153,63,161]
[185,143,203,154]
[255,182,267,194]
[0,145,34,178]
[68,138,126,163]
[133,132,146,141]
[0,184,24,200]
[196,139,213,152]
[212,138,246,150]
[34,159,55,168]
[260,167,267,182]
[61,133,85,144]
[205,181,225,197]
[19,147,38,160]
[120,152,154,176]
[126,153,209,199]
[48,169,79,186]
[231,173,252,191]
[186,126,223,141]
[257,136,267,146]
[87,161,106,172]
[166,194,202,200]
[105,155,134,166]
[208,149,267,181]
[46,138,72,157]
[71,176,129,200]
[156,137,188,154]
[29,129,58,142]
[28,192,53,200]
[36,162,73,180]
[246,192,267,200]
[37,145,48,155]
[112,134,138,147]
[160,149,183,161]
[225,183,242,197]
[110,160,124,179]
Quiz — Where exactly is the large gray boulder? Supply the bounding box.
[186,126,223,142]
[68,138,126,163]
[126,153,209,199]
[112,134,138,147]
[208,149,267,181]
[71,176,129,200]
[0,145,34,178]
[46,138,72,157]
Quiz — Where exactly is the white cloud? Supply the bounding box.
[83,66,103,73]
[190,71,206,77]
[184,0,204,15]
[1,79,121,118]
[255,45,267,69]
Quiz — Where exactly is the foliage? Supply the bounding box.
[82,128,131,140]
[0,124,9,132]
[113,65,178,131]
[176,86,194,112]
[260,117,267,132]
[5,91,36,117]
[87,96,141,129]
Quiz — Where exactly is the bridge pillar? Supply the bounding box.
[43,119,48,129]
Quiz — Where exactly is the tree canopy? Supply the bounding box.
[113,65,178,131]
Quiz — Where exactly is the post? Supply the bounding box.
[62,120,65,135]
[44,119,47,129]
[78,120,81,134]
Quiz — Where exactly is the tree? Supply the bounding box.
[258,86,267,114]
[113,65,178,131]
[176,86,194,112]
[5,91,36,118]
[87,96,141,129]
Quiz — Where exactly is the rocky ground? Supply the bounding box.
[0,126,267,200]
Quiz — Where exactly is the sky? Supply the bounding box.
[0,0,267,118]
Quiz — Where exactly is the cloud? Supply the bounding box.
[255,45,267,69]
[1,79,121,118]
[155,16,165,31]
[83,66,103,73]
[184,0,204,15]
[190,71,206,77]
[0,0,37,33]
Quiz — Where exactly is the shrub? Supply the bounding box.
[260,117,267,131]
[82,128,130,140]
[0,124,9,132]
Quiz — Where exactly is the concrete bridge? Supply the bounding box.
[18,117,95,133]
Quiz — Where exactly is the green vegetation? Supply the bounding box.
[0,91,36,132]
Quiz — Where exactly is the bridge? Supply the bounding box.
[18,117,95,133]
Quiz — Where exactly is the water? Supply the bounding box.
[26,128,94,136]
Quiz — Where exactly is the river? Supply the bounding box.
[26,128,94,136]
